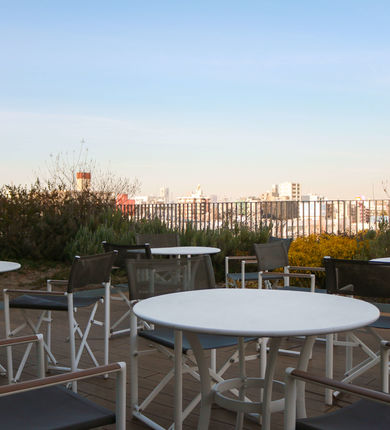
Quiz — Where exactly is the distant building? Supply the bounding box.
[76,172,91,191]
[159,187,170,203]
[116,193,135,214]
[177,185,211,221]
[277,182,301,200]
[260,182,301,201]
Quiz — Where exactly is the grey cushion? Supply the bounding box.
[296,398,390,430]
[0,385,115,430]
[10,294,100,311]
[139,326,255,353]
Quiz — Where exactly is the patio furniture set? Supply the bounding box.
[1,233,390,429]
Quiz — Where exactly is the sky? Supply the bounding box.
[1,1,390,200]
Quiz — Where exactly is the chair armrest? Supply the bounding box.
[0,334,43,348]
[47,280,69,291]
[288,266,325,272]
[47,280,68,285]
[0,362,126,396]
[381,340,390,349]
[3,289,66,296]
[225,255,256,261]
[260,272,314,280]
[286,368,390,404]
[225,255,257,287]
[0,334,45,378]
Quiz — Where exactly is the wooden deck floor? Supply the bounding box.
[0,296,385,429]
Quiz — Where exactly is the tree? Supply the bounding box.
[42,142,140,198]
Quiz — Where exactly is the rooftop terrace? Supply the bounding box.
[0,269,385,430]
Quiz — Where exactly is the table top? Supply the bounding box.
[134,289,379,337]
[151,246,221,256]
[370,257,390,263]
[0,261,21,273]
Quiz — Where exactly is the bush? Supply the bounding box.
[0,182,116,261]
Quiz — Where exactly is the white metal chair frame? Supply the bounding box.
[284,342,390,430]
[102,241,152,337]
[3,252,116,383]
[323,257,390,405]
[130,303,256,430]
[128,256,256,430]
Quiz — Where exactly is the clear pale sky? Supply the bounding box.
[1,1,389,200]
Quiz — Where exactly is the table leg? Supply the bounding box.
[184,331,213,430]
[262,337,282,430]
[174,330,183,430]
[296,335,316,419]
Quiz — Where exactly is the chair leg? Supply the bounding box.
[381,340,390,393]
[4,292,14,384]
[174,330,183,430]
[325,333,334,405]
[129,307,138,420]
[67,294,77,392]
[104,283,110,367]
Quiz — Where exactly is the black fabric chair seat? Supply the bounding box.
[276,286,327,293]
[139,326,256,353]
[227,272,258,282]
[369,314,390,329]
[296,398,390,430]
[10,294,100,311]
[111,283,128,292]
[0,385,115,430]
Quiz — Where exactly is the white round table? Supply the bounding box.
[151,246,220,257]
[0,261,21,273]
[134,289,379,430]
[370,257,390,263]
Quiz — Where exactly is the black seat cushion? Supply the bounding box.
[296,398,390,430]
[10,294,100,311]
[369,314,390,329]
[0,385,115,430]
[139,326,255,353]
[227,272,259,282]
[278,286,327,293]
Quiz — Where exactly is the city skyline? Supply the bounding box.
[1,1,390,200]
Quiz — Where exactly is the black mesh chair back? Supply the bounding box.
[67,251,117,293]
[135,232,180,248]
[254,241,289,272]
[126,255,215,300]
[268,236,293,253]
[324,257,390,298]
[102,241,152,269]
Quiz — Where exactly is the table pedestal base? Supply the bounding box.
[184,332,316,430]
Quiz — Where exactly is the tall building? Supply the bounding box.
[276,182,301,200]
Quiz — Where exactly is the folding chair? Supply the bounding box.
[254,241,321,292]
[225,238,297,288]
[128,255,255,429]
[102,241,152,336]
[323,257,390,403]
[0,334,126,430]
[284,360,390,430]
[3,251,117,383]
[135,232,180,248]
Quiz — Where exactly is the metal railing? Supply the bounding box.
[118,199,390,238]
